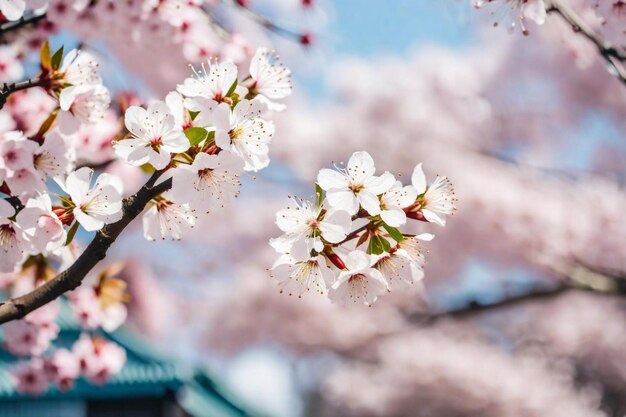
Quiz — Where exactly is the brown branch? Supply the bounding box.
[0,175,172,325]
[547,0,626,86]
[0,77,48,109]
[0,9,47,36]
[412,263,626,323]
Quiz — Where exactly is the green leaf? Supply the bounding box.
[226,80,238,96]
[189,110,200,120]
[315,184,324,210]
[65,222,79,246]
[40,40,51,70]
[383,224,404,243]
[367,235,392,255]
[51,46,64,70]
[184,127,208,146]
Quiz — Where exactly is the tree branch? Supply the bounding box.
[0,78,48,109]
[547,0,626,86]
[412,263,626,323]
[0,176,172,325]
[0,9,47,36]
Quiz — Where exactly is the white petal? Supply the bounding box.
[411,163,427,194]
[344,250,371,271]
[326,189,359,215]
[381,208,406,227]
[358,191,381,215]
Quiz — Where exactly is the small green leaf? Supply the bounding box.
[367,235,383,255]
[51,46,64,70]
[379,236,391,253]
[383,224,404,243]
[184,127,208,146]
[367,235,392,255]
[65,222,79,246]
[189,110,200,120]
[40,40,51,70]
[226,80,238,96]
[315,184,324,210]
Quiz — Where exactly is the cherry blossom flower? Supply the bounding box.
[0,199,26,272]
[474,0,547,34]
[379,182,418,227]
[248,47,292,111]
[68,286,127,332]
[61,167,123,232]
[213,99,274,171]
[170,151,244,213]
[73,335,126,385]
[58,85,111,135]
[142,194,196,241]
[271,252,335,297]
[177,59,242,103]
[58,49,102,88]
[272,197,351,253]
[328,250,388,306]
[34,130,74,179]
[44,348,80,391]
[115,101,189,170]
[410,163,455,226]
[317,151,395,216]
[0,45,24,83]
[374,243,425,291]
[15,194,66,253]
[10,358,49,395]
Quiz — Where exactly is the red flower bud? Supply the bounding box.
[327,252,346,270]
[299,32,314,47]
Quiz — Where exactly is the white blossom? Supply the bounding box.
[273,197,351,253]
[0,199,26,272]
[170,151,243,213]
[142,195,196,241]
[248,47,292,111]
[177,59,244,102]
[317,151,395,216]
[379,181,418,227]
[213,99,274,172]
[115,101,189,170]
[58,85,110,135]
[328,250,388,306]
[61,167,123,232]
[15,194,66,253]
[411,163,455,226]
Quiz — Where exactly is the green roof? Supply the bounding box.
[0,302,261,417]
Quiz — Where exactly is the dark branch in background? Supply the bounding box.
[228,0,311,45]
[0,9,47,36]
[0,175,172,325]
[0,78,48,109]
[412,263,626,323]
[547,0,626,86]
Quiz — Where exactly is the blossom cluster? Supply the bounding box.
[0,39,291,395]
[270,151,456,306]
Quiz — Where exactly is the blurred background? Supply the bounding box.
[3,0,626,416]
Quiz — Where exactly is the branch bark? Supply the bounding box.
[0,9,47,35]
[547,0,626,86]
[0,175,172,325]
[0,78,48,109]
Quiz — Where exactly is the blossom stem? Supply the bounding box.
[547,0,626,86]
[0,176,173,325]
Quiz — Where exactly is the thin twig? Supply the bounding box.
[0,9,47,36]
[0,77,48,109]
[547,0,626,86]
[0,177,172,325]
